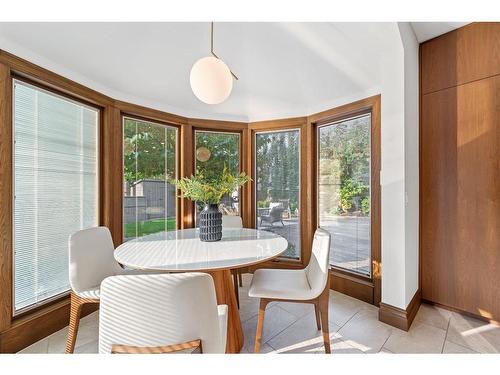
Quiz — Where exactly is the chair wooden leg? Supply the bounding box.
[65,292,99,354]
[232,270,240,309]
[65,292,84,354]
[314,302,321,330]
[318,290,331,354]
[254,299,270,353]
[238,271,243,287]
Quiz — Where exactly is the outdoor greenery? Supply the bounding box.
[123,118,178,239]
[124,218,176,238]
[122,116,370,224]
[171,167,251,205]
[195,132,240,180]
[319,115,370,216]
[123,118,177,182]
[255,130,300,212]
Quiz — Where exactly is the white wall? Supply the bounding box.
[379,23,419,309]
[399,22,420,306]
[379,23,407,309]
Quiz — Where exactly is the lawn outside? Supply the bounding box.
[124,217,177,240]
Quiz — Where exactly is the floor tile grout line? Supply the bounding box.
[446,340,479,354]
[379,333,392,353]
[444,335,482,354]
[263,305,308,344]
[276,302,314,320]
[336,307,363,331]
[440,317,451,353]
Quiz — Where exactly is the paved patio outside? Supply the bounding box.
[258,215,370,276]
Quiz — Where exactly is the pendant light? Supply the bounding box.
[190,22,238,104]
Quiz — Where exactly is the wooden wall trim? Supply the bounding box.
[0,297,98,353]
[307,95,381,125]
[378,290,421,331]
[101,105,123,246]
[330,270,374,305]
[187,117,248,130]
[0,63,13,333]
[0,50,114,107]
[115,100,187,126]
[180,123,194,229]
[248,116,307,131]
[241,128,252,228]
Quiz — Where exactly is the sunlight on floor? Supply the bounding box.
[19,273,500,354]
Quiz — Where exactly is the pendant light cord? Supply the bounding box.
[210,22,239,81]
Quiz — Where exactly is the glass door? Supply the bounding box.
[255,129,301,260]
[317,114,371,277]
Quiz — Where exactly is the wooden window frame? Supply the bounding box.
[0,51,114,352]
[0,49,382,353]
[121,115,181,243]
[252,127,303,262]
[11,77,103,317]
[192,128,244,224]
[308,95,381,305]
[248,118,309,267]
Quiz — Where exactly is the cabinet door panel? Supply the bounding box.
[421,76,500,321]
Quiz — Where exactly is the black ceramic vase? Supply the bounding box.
[198,203,222,242]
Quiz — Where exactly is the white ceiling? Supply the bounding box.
[0,22,466,121]
[410,22,469,43]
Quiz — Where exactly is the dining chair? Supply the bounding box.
[248,228,332,353]
[222,215,244,307]
[99,273,228,354]
[66,226,146,353]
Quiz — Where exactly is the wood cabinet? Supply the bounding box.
[421,23,500,94]
[420,23,500,322]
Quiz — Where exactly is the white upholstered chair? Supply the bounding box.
[99,273,228,354]
[66,226,145,353]
[248,228,332,353]
[222,215,244,307]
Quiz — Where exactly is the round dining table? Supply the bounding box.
[114,227,288,353]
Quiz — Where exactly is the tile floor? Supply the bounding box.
[19,274,500,354]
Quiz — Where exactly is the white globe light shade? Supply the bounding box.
[190,56,233,104]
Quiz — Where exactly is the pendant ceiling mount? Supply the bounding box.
[190,22,238,105]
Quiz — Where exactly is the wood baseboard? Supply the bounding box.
[330,270,374,305]
[378,290,421,331]
[0,297,98,353]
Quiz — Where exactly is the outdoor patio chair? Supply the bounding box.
[259,205,285,226]
[277,199,292,219]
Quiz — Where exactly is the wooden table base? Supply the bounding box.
[208,269,244,353]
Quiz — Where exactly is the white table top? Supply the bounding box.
[114,228,289,272]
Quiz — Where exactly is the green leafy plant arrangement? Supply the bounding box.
[171,167,251,205]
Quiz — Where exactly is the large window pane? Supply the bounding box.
[13,80,99,313]
[318,114,371,277]
[255,130,300,260]
[123,117,177,241]
[194,131,240,218]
